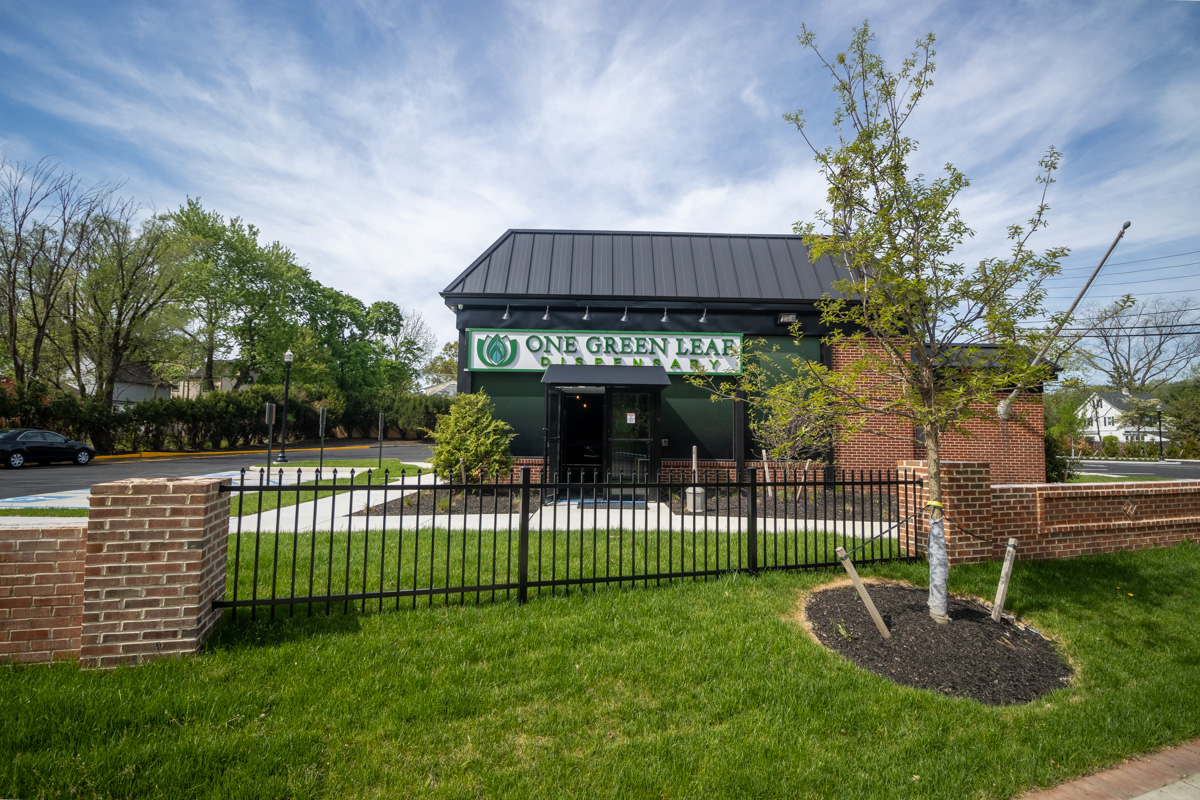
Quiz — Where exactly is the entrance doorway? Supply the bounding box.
[541,364,670,490]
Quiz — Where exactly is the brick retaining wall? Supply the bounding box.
[0,525,87,664]
[1,477,230,668]
[901,460,1200,564]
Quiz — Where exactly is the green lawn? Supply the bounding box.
[223,527,908,618]
[3,541,1199,798]
[0,507,88,517]
[1069,473,1172,483]
[230,461,428,516]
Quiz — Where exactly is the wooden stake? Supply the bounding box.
[835,546,891,639]
[992,538,1019,623]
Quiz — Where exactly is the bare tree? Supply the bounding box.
[1076,297,1200,390]
[0,157,117,385]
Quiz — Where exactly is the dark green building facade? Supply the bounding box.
[441,230,841,479]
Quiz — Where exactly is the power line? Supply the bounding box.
[1045,259,1200,282]
[1055,249,1200,273]
[1023,303,1200,325]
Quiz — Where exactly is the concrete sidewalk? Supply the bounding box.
[1022,739,1200,799]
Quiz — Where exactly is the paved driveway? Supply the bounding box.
[1076,459,1200,480]
[0,440,433,500]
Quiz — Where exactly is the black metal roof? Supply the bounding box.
[441,230,844,303]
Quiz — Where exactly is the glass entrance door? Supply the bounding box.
[608,391,651,483]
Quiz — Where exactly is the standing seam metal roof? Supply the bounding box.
[441,230,845,302]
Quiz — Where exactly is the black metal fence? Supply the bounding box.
[216,466,923,619]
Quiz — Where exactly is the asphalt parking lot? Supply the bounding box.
[0,440,434,500]
[1075,458,1200,480]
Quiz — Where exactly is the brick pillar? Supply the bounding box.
[0,525,87,663]
[898,460,997,565]
[80,477,230,668]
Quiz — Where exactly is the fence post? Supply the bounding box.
[518,467,531,604]
[747,467,758,573]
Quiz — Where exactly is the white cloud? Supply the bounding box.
[1,0,1197,348]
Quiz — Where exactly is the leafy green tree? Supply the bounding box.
[1043,378,1093,450]
[167,199,308,389]
[1160,381,1200,443]
[427,391,514,480]
[764,23,1068,621]
[65,204,193,404]
[1115,395,1163,442]
[426,341,458,385]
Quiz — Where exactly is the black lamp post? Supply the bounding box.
[276,349,294,463]
[1157,403,1165,461]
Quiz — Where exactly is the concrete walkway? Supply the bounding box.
[1021,739,1200,799]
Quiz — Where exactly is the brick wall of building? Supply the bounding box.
[831,340,1047,484]
[0,525,87,664]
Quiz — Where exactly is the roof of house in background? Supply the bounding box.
[113,364,165,386]
[1085,390,1158,411]
[441,230,845,303]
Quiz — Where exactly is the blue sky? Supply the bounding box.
[2,0,1198,350]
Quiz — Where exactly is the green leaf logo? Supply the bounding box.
[477,334,519,368]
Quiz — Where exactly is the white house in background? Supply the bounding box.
[423,380,457,397]
[1078,389,1166,443]
[99,364,173,408]
[172,362,255,399]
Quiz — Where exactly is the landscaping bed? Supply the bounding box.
[354,486,542,517]
[804,582,1072,705]
[667,487,902,520]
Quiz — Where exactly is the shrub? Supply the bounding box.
[428,391,514,481]
[1102,436,1119,457]
[1044,432,1077,482]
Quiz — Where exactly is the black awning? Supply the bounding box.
[540,364,672,387]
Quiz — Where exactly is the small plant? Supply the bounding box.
[1102,436,1120,458]
[426,391,515,481]
[835,620,852,642]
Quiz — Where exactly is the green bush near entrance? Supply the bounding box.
[427,391,515,481]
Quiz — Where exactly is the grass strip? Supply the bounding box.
[0,507,89,517]
[1069,474,1172,483]
[3,543,1198,799]
[223,526,909,615]
[229,461,427,516]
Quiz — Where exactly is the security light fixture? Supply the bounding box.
[542,306,550,321]
[777,312,798,325]
[582,306,590,321]
[502,305,510,320]
[620,307,628,323]
[699,308,708,324]
[661,308,669,323]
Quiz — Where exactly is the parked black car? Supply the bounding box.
[0,428,95,468]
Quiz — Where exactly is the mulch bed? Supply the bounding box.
[668,488,899,521]
[804,583,1072,705]
[353,488,542,517]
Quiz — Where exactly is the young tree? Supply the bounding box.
[1115,395,1162,442]
[775,23,1069,621]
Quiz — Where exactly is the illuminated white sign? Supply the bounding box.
[468,329,742,374]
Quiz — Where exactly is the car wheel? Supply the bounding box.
[75,450,92,465]
[6,451,25,469]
